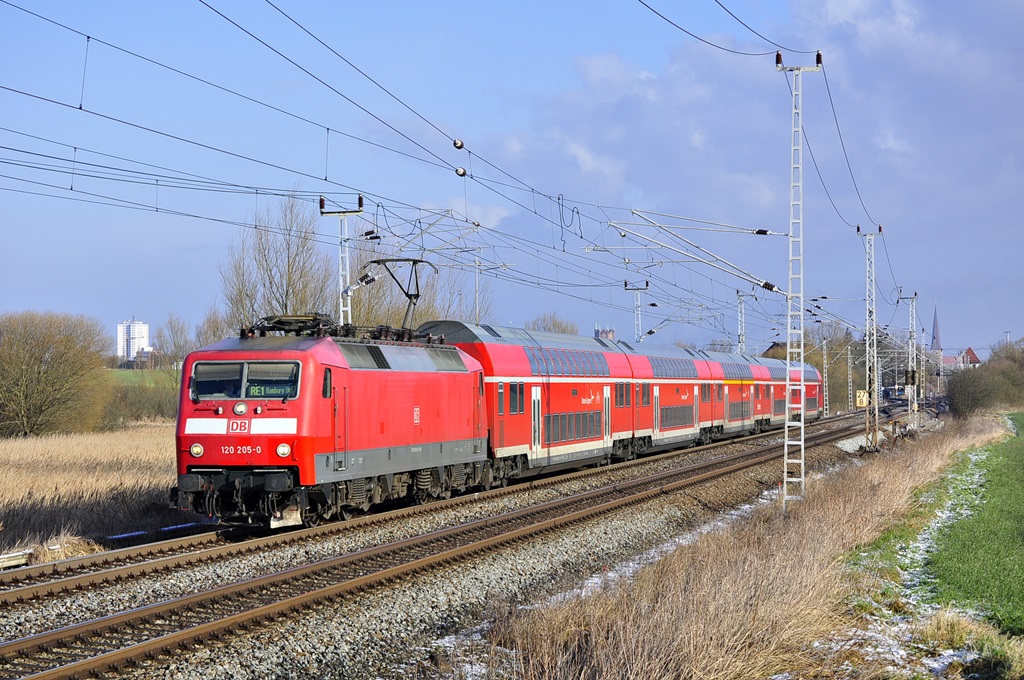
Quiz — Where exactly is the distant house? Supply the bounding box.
[761,342,786,360]
[956,347,982,369]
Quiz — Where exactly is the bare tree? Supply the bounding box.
[154,312,192,370]
[221,197,494,331]
[194,305,231,349]
[525,312,579,335]
[0,311,111,437]
[221,195,336,330]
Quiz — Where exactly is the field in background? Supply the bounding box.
[109,368,180,387]
[0,424,190,557]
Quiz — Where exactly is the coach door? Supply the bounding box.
[531,385,542,455]
[603,385,612,447]
[653,385,661,435]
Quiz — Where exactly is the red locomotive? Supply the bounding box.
[172,315,822,527]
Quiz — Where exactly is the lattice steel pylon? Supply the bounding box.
[626,280,649,343]
[737,290,747,354]
[319,194,364,326]
[847,346,854,413]
[777,51,821,511]
[861,226,881,450]
[821,339,830,417]
[900,292,918,429]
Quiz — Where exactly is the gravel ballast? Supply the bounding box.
[2,431,857,679]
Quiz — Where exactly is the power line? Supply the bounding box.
[712,0,817,54]
[821,63,878,226]
[636,0,776,56]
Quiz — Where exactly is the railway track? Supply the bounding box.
[0,418,868,680]
[0,413,859,605]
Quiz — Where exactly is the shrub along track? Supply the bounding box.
[0,417,870,680]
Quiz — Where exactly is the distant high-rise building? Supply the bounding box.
[116,317,151,361]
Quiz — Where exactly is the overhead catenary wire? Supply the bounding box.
[1,2,897,348]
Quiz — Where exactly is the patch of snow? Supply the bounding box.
[835,431,887,453]
[832,441,995,676]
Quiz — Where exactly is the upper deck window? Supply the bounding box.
[192,361,300,401]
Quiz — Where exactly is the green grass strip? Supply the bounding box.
[930,413,1024,635]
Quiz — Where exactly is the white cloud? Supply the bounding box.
[874,128,911,155]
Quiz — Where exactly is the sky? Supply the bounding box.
[2,0,1022,358]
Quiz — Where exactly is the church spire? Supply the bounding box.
[930,304,942,352]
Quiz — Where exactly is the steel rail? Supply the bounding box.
[0,413,860,604]
[0,420,866,679]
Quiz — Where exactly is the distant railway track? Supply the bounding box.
[0,415,868,680]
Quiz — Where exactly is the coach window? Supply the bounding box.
[701,383,710,403]
[625,382,631,406]
[498,382,505,416]
[716,384,723,401]
[322,368,332,398]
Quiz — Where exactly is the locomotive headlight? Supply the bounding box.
[189,443,204,458]
[233,402,248,415]
[276,443,292,457]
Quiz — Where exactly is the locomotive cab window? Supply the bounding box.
[245,362,300,399]
[191,361,300,401]
[193,362,243,400]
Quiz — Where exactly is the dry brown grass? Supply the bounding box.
[491,416,1010,679]
[910,608,1024,679]
[0,424,189,559]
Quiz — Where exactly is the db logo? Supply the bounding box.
[229,420,250,433]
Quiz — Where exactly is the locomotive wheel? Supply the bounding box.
[302,511,321,528]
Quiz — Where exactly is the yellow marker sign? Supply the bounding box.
[856,390,869,407]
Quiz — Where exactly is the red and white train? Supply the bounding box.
[172,315,822,527]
